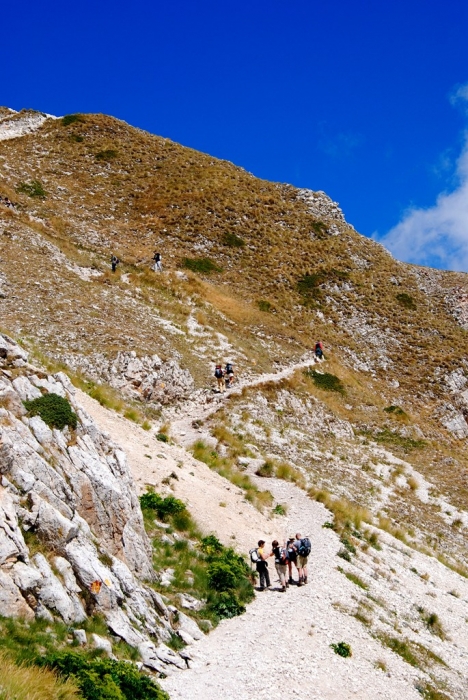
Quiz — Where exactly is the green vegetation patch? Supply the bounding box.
[140,494,255,623]
[223,231,245,247]
[40,651,168,700]
[359,428,426,453]
[384,405,407,417]
[95,149,118,161]
[379,634,446,670]
[310,220,328,237]
[16,179,46,199]
[305,369,345,395]
[297,268,349,305]
[139,491,186,520]
[0,617,167,700]
[396,292,417,310]
[182,257,223,274]
[330,642,352,658]
[24,393,77,430]
[61,114,85,126]
[257,300,273,312]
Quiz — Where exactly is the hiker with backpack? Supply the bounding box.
[224,362,234,388]
[251,540,271,590]
[214,364,225,393]
[153,251,162,272]
[293,532,311,586]
[271,540,288,592]
[286,537,298,584]
[111,254,120,273]
[314,341,324,361]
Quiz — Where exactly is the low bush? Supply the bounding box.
[330,642,352,657]
[273,503,287,516]
[139,491,186,520]
[24,393,77,430]
[156,432,169,442]
[305,369,345,395]
[257,300,273,312]
[396,292,416,310]
[95,149,118,161]
[384,405,407,417]
[40,651,168,699]
[16,179,46,199]
[182,257,222,274]
[223,232,245,247]
[61,114,85,126]
[255,461,274,477]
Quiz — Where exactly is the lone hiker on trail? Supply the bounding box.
[153,251,162,272]
[294,532,311,586]
[214,364,225,393]
[314,341,324,361]
[111,254,120,273]
[256,540,271,591]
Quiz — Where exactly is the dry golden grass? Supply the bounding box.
[0,653,79,700]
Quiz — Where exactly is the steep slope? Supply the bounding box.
[0,107,467,697]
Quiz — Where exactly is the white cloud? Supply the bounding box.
[379,84,468,272]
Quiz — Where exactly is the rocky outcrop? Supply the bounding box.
[0,333,201,673]
[296,188,353,232]
[63,350,194,406]
[0,108,55,142]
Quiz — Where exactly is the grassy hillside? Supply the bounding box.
[0,109,467,567]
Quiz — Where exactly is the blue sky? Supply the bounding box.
[3,1,468,270]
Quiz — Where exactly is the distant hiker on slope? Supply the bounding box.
[272,539,288,592]
[314,341,324,361]
[111,254,120,273]
[294,532,311,586]
[153,251,162,272]
[214,364,225,393]
[224,361,234,388]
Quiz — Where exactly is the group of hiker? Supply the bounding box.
[0,195,15,208]
[214,362,235,392]
[251,534,311,592]
[110,251,162,273]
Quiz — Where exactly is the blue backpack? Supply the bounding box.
[298,537,311,557]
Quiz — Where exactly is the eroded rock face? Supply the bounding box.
[0,333,200,672]
[62,350,194,406]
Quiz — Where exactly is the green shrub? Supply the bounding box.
[384,405,407,417]
[297,268,349,304]
[310,220,328,237]
[16,179,46,199]
[223,232,245,247]
[40,651,169,700]
[61,114,85,126]
[255,461,274,477]
[156,432,168,442]
[330,642,352,658]
[24,393,77,430]
[200,535,224,556]
[208,561,238,591]
[210,591,246,618]
[305,369,345,395]
[95,149,118,161]
[257,300,273,312]
[182,257,222,274]
[273,504,287,516]
[396,292,416,310]
[139,492,185,520]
